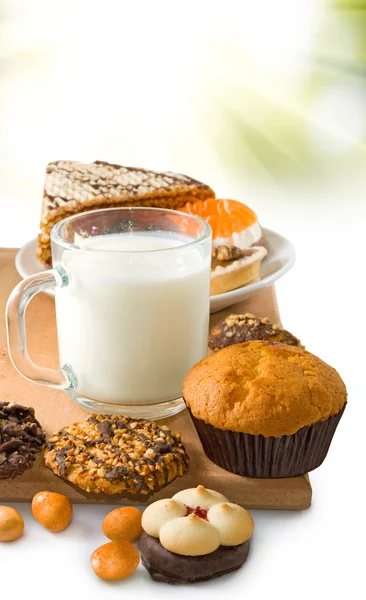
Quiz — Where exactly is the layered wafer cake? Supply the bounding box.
[37,160,215,265]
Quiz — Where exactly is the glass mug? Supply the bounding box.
[6,208,212,419]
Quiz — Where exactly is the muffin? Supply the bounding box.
[139,485,254,583]
[208,313,302,351]
[183,341,346,478]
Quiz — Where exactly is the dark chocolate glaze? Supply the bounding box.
[139,532,251,584]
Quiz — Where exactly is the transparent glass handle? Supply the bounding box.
[6,268,74,390]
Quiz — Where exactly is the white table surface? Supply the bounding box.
[0,187,364,600]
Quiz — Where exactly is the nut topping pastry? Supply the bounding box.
[211,245,251,262]
[180,198,267,294]
[208,313,302,350]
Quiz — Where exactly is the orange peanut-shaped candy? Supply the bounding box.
[102,507,143,542]
[90,540,140,580]
[32,491,72,532]
[0,506,24,542]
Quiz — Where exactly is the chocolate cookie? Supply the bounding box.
[209,313,301,351]
[140,485,254,583]
[0,402,45,479]
[139,532,251,584]
[44,415,189,495]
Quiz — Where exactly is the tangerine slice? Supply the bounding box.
[179,198,258,241]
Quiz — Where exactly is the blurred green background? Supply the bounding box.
[201,0,366,179]
[0,0,365,229]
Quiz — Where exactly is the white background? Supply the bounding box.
[1,1,365,598]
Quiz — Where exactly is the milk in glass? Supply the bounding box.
[55,232,210,405]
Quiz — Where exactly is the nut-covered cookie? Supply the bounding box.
[44,415,189,495]
[208,313,302,351]
[0,402,45,479]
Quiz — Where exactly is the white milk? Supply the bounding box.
[54,232,211,405]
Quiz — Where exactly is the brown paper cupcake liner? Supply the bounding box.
[189,405,346,478]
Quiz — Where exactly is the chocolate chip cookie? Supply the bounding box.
[44,415,189,495]
[208,313,302,351]
[0,402,45,479]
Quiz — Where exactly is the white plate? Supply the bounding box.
[210,228,295,312]
[15,228,295,313]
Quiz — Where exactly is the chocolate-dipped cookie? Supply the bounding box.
[139,485,254,583]
[0,402,45,479]
[44,415,189,495]
[209,313,302,351]
[139,533,251,584]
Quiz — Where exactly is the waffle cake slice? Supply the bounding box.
[37,160,215,265]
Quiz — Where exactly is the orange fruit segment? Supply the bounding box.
[179,198,258,240]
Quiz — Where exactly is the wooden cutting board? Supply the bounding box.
[0,248,311,509]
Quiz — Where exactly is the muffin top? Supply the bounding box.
[183,341,347,438]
